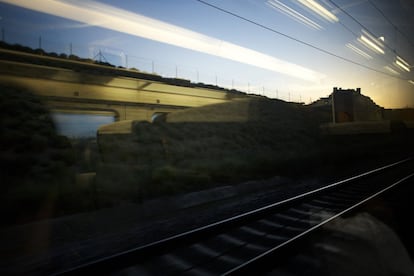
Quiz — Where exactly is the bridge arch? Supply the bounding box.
[151,112,169,123]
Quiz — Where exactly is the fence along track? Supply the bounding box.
[56,157,414,275]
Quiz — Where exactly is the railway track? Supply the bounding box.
[56,157,414,275]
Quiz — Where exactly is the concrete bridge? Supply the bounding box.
[0,49,245,121]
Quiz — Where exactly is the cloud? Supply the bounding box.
[1,0,325,82]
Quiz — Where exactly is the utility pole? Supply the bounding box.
[331,90,336,124]
[94,50,107,63]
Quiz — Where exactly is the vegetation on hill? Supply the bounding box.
[97,99,321,198]
[0,41,246,97]
[0,85,97,225]
[1,41,414,223]
[96,96,414,203]
[0,84,413,224]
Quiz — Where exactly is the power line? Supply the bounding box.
[336,15,360,39]
[327,0,397,55]
[367,0,414,51]
[326,0,402,67]
[194,0,409,81]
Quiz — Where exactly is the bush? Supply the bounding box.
[0,85,76,225]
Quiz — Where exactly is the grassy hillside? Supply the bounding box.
[97,97,414,202]
[97,98,324,199]
[1,84,413,224]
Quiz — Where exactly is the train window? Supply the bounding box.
[0,0,413,275]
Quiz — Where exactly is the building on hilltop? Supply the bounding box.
[332,87,355,123]
[310,87,384,123]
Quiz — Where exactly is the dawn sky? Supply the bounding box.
[1,0,414,108]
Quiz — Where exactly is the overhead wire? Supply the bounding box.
[329,0,414,76]
[326,0,402,68]
[194,0,410,81]
[327,0,396,55]
[367,0,414,52]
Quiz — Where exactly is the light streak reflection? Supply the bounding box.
[0,0,325,82]
[395,60,410,72]
[346,43,372,59]
[384,66,400,75]
[395,56,410,72]
[267,0,322,30]
[358,35,384,54]
[357,30,384,55]
[297,0,338,23]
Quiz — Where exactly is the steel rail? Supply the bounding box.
[225,172,414,275]
[55,157,413,275]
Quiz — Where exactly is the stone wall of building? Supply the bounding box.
[315,87,384,123]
